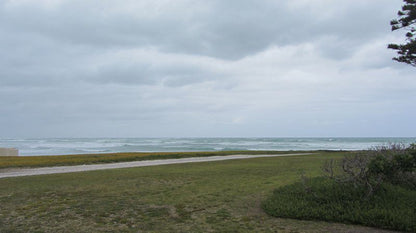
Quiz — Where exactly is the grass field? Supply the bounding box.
[0,152,400,232]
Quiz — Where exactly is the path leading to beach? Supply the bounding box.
[0,153,312,179]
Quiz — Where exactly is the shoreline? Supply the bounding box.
[3,137,414,156]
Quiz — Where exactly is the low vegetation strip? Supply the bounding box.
[0,153,313,179]
[0,150,312,169]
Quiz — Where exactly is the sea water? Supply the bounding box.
[0,137,415,156]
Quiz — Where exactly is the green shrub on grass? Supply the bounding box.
[262,177,416,232]
[321,144,416,197]
[263,144,416,232]
[367,144,416,190]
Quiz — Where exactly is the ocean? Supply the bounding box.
[1,137,415,156]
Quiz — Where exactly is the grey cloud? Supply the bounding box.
[0,0,401,60]
[90,61,222,87]
[1,0,415,138]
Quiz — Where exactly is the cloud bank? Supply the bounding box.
[1,0,415,137]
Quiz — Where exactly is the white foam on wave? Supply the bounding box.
[2,137,415,156]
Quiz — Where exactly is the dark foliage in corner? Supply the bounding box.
[388,0,416,66]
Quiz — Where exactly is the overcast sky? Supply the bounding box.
[1,0,415,138]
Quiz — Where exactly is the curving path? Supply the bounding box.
[0,153,312,179]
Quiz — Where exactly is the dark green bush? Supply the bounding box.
[367,144,416,189]
[262,177,416,232]
[322,144,416,196]
[263,144,416,232]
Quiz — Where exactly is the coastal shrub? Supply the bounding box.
[263,144,416,232]
[367,144,416,189]
[322,144,416,196]
[262,177,416,232]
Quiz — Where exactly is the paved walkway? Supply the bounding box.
[0,153,312,179]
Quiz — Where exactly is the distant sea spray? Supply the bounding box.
[0,138,415,156]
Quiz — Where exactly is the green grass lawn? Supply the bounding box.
[0,152,399,233]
